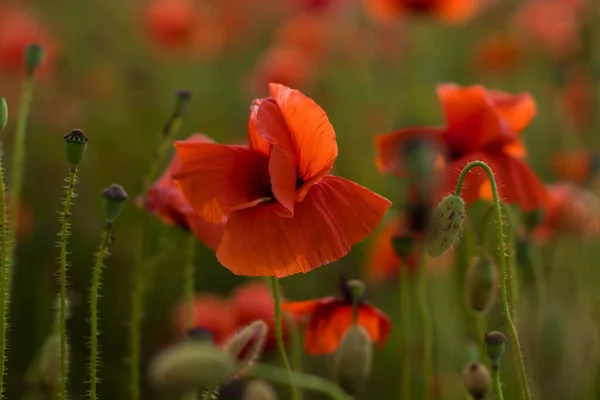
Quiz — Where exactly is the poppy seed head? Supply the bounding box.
[102,184,128,223]
[342,279,366,304]
[484,331,506,346]
[333,325,373,396]
[63,129,89,143]
[462,362,491,400]
[102,184,128,201]
[25,43,45,75]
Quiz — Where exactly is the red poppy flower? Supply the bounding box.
[175,295,235,343]
[173,83,391,277]
[145,134,225,251]
[273,13,332,61]
[552,151,598,185]
[375,84,548,211]
[472,34,521,74]
[282,294,391,354]
[364,0,479,24]
[146,0,196,49]
[0,6,56,76]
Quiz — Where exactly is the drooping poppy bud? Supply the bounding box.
[24,43,44,76]
[149,341,236,392]
[243,379,278,400]
[63,129,89,167]
[222,320,268,375]
[0,98,7,132]
[462,362,491,400]
[465,257,497,314]
[102,184,128,223]
[425,194,465,257]
[333,325,373,395]
[484,331,506,369]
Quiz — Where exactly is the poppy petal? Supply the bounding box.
[172,141,270,223]
[248,98,272,155]
[186,214,225,251]
[216,175,391,277]
[489,90,536,134]
[357,303,392,348]
[282,298,335,317]
[436,0,479,23]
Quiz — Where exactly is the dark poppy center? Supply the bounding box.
[403,0,438,12]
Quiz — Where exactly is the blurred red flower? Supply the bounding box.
[553,151,598,185]
[282,291,391,354]
[273,13,332,61]
[472,33,521,74]
[364,0,479,24]
[0,5,56,76]
[145,0,196,49]
[173,83,391,277]
[375,84,548,211]
[560,64,594,132]
[144,134,225,251]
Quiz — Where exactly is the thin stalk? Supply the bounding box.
[418,253,433,400]
[400,269,411,400]
[454,161,531,400]
[284,311,303,373]
[183,236,196,330]
[248,364,351,400]
[89,222,113,399]
[492,367,505,400]
[58,166,79,400]
[475,314,486,363]
[0,144,9,397]
[270,276,299,400]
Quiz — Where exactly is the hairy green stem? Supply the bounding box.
[58,166,78,400]
[249,364,351,400]
[418,254,433,400]
[454,161,531,400]
[492,367,505,400]
[400,269,411,400]
[89,222,113,399]
[0,143,9,397]
[270,277,299,400]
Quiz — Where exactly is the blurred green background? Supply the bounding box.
[1,0,600,399]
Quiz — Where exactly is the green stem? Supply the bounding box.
[59,166,78,400]
[284,311,302,372]
[0,141,9,398]
[184,236,196,330]
[400,269,411,400]
[418,253,433,400]
[474,314,486,363]
[454,161,531,400]
[492,367,505,400]
[89,222,113,400]
[248,364,351,400]
[270,277,299,400]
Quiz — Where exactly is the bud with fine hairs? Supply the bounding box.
[222,320,268,375]
[465,257,497,314]
[149,341,237,393]
[243,380,278,400]
[425,194,465,257]
[333,324,373,395]
[462,362,491,400]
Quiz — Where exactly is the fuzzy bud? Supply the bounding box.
[25,44,45,76]
[243,380,278,400]
[63,129,89,167]
[462,362,491,400]
[223,320,268,375]
[391,234,414,259]
[149,341,236,392]
[465,257,497,314]
[102,184,128,223]
[333,325,373,395]
[425,194,465,257]
[0,98,7,132]
[39,333,68,388]
[484,331,506,368]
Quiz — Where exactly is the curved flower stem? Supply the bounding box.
[270,276,299,400]
[399,269,411,400]
[0,141,9,398]
[492,367,505,400]
[474,313,486,363]
[454,161,531,400]
[89,222,113,400]
[58,166,78,400]
[418,253,433,400]
[183,236,196,330]
[249,363,351,400]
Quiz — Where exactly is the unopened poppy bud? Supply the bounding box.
[63,129,89,167]
[0,98,7,132]
[223,320,267,375]
[25,44,45,75]
[462,362,491,400]
[484,331,506,368]
[333,325,373,395]
[39,333,68,388]
[425,194,465,257]
[391,234,414,259]
[465,257,497,314]
[102,184,128,223]
[149,342,236,392]
[243,379,278,400]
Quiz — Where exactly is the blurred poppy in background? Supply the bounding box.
[364,0,480,24]
[553,150,599,185]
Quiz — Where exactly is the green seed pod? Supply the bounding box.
[0,98,7,132]
[149,341,236,392]
[39,333,68,388]
[425,194,465,257]
[102,184,128,223]
[223,320,267,375]
[243,380,278,400]
[333,325,373,395]
[25,44,45,76]
[465,257,497,314]
[484,331,506,369]
[345,279,366,304]
[391,234,414,259]
[63,129,89,167]
[462,362,491,400]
